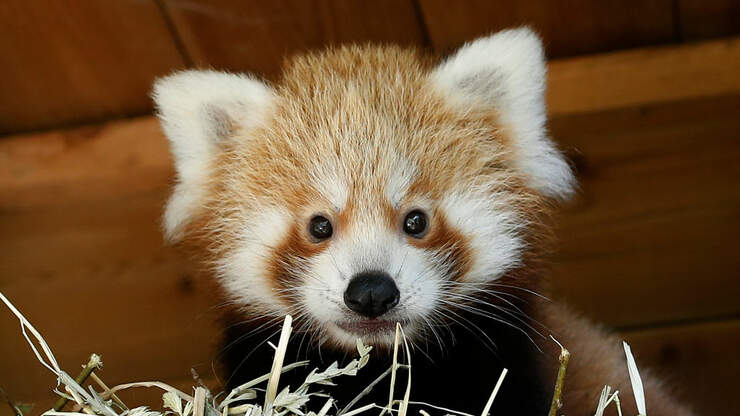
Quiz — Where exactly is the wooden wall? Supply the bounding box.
[1,0,739,134]
[0,2,738,415]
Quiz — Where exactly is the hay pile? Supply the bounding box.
[0,291,645,416]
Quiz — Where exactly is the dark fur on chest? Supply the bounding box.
[219,302,558,415]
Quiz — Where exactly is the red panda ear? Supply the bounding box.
[430,27,575,200]
[152,70,274,242]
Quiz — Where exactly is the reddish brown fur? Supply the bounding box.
[267,222,329,300]
[534,302,695,416]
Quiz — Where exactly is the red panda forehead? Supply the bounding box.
[279,44,435,92]
[218,44,537,229]
[258,73,514,204]
[246,122,514,212]
[225,103,522,234]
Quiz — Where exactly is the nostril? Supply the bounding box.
[382,293,400,308]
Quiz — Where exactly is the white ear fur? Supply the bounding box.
[152,70,274,241]
[431,27,575,199]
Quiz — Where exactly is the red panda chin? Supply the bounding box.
[336,318,396,334]
[331,320,398,347]
[325,316,424,353]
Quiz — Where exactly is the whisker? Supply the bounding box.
[437,298,542,353]
[433,305,498,354]
[443,292,547,337]
[224,326,284,386]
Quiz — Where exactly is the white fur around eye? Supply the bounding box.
[440,190,524,283]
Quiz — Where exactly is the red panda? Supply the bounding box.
[153,28,694,415]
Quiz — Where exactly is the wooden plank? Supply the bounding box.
[0,118,172,209]
[0,191,220,406]
[547,36,740,116]
[550,94,740,326]
[621,319,740,415]
[0,118,217,406]
[163,0,427,77]
[551,94,740,237]
[418,0,675,57]
[679,0,740,41]
[0,0,185,134]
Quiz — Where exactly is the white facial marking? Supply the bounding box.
[294,178,527,349]
[384,161,417,208]
[218,206,291,313]
[300,214,443,349]
[440,190,524,283]
[309,168,348,211]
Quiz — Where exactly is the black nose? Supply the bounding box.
[343,271,400,318]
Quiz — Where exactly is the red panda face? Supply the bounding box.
[153,29,574,351]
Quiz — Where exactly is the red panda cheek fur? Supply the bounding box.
[406,210,473,282]
[267,221,331,306]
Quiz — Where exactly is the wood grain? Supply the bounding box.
[3,1,737,134]
[0,0,186,135]
[549,94,740,326]
[0,119,220,405]
[678,0,740,41]
[418,0,675,57]
[163,0,428,77]
[547,36,740,116]
[0,118,171,209]
[623,319,740,415]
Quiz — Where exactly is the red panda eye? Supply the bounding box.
[309,215,333,240]
[403,210,428,237]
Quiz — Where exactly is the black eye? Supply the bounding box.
[403,210,427,237]
[309,216,333,240]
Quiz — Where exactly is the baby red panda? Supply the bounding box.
[153,28,693,415]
